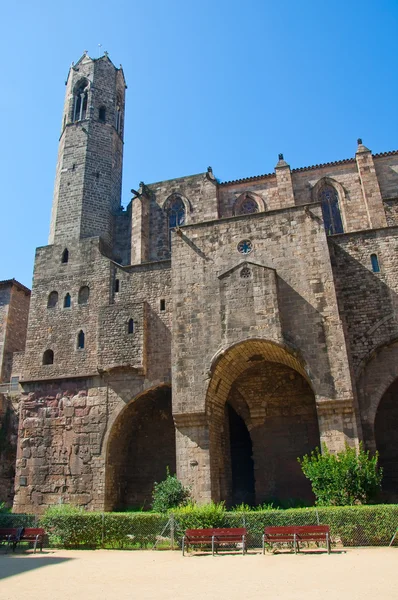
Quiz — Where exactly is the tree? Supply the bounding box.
[298,443,382,506]
[151,470,191,513]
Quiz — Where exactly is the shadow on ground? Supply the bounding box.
[0,553,74,580]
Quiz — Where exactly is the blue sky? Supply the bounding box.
[1,0,397,287]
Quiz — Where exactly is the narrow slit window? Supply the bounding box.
[61,248,69,263]
[371,253,380,273]
[160,299,166,311]
[43,349,54,365]
[99,106,106,122]
[128,319,135,334]
[77,330,85,349]
[115,279,120,293]
[64,293,71,308]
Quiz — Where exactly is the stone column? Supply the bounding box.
[173,413,211,504]
[315,398,360,452]
[131,190,149,265]
[356,139,387,229]
[275,154,295,209]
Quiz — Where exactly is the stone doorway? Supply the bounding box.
[105,385,175,511]
[207,340,320,506]
[374,378,398,499]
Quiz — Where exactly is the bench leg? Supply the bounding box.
[326,533,330,555]
[242,535,245,555]
[212,536,215,557]
[182,536,185,556]
[34,535,39,554]
[294,534,298,554]
[389,530,397,547]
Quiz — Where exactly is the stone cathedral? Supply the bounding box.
[2,52,398,513]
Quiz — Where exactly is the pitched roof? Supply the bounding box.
[0,279,31,294]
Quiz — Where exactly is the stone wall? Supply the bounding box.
[0,281,30,383]
[0,393,19,506]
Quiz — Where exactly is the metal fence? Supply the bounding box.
[1,506,397,551]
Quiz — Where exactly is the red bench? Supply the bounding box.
[0,528,19,552]
[0,527,45,553]
[182,528,247,556]
[263,525,331,554]
[17,528,45,553]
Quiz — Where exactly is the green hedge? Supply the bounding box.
[3,504,398,549]
[0,514,36,528]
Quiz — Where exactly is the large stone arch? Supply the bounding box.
[356,339,398,500]
[356,338,398,447]
[205,339,320,506]
[104,383,175,511]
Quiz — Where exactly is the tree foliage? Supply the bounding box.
[298,443,383,506]
[151,471,191,513]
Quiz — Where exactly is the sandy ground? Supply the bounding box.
[0,547,397,600]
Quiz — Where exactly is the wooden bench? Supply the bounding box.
[182,528,247,556]
[0,528,18,551]
[16,528,45,553]
[263,525,331,554]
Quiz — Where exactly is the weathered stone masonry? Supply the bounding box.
[4,52,398,512]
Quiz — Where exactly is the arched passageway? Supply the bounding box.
[207,340,320,507]
[105,385,175,511]
[374,378,398,499]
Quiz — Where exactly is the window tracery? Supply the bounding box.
[319,184,344,235]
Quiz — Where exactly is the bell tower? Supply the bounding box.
[48,52,126,248]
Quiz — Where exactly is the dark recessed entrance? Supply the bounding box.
[227,403,255,507]
[375,378,398,499]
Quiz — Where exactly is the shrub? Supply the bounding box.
[151,471,191,513]
[298,443,382,506]
[41,504,102,548]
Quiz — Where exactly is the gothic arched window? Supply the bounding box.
[73,81,88,122]
[47,291,58,308]
[319,185,344,235]
[61,248,69,263]
[63,293,71,308]
[166,196,185,245]
[78,286,90,305]
[371,253,380,273]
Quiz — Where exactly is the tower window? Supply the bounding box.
[73,81,88,122]
[77,330,85,349]
[128,319,135,334]
[319,185,344,235]
[47,291,58,308]
[115,279,120,293]
[61,248,69,263]
[160,299,166,311]
[115,97,122,133]
[371,253,380,273]
[64,293,71,308]
[78,286,90,305]
[43,349,54,365]
[166,196,185,247]
[99,106,106,122]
